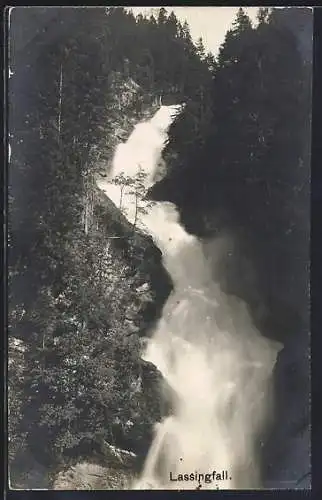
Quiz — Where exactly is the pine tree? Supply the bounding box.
[149,14,157,26]
[232,7,253,33]
[181,20,192,42]
[166,11,179,38]
[257,7,270,24]
[204,52,217,73]
[196,37,206,60]
[218,8,254,68]
[157,7,168,25]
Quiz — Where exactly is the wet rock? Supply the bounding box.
[99,441,138,469]
[124,319,140,334]
[53,462,136,490]
[136,282,150,294]
[52,442,139,490]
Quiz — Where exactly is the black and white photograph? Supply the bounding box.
[7,6,312,491]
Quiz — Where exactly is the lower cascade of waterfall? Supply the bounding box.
[97,104,282,490]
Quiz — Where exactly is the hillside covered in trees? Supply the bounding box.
[153,7,311,486]
[8,7,311,489]
[155,7,311,344]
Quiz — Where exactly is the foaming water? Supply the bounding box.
[97,105,282,490]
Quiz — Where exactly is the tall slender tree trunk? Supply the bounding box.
[84,200,88,235]
[58,63,63,142]
[258,58,264,92]
[120,185,124,209]
[132,191,138,235]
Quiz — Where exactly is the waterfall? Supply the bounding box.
[97,105,282,490]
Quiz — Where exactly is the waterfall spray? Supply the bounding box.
[97,105,282,490]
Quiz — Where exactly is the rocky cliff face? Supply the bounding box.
[93,187,172,333]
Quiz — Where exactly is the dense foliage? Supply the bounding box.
[156,7,312,345]
[8,6,215,482]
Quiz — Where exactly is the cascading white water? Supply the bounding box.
[97,105,282,490]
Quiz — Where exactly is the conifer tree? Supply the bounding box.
[196,37,206,60]
[232,7,253,33]
[257,7,270,24]
[157,7,168,25]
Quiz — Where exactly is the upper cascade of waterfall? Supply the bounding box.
[111,104,184,184]
[149,105,184,134]
[96,103,192,254]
